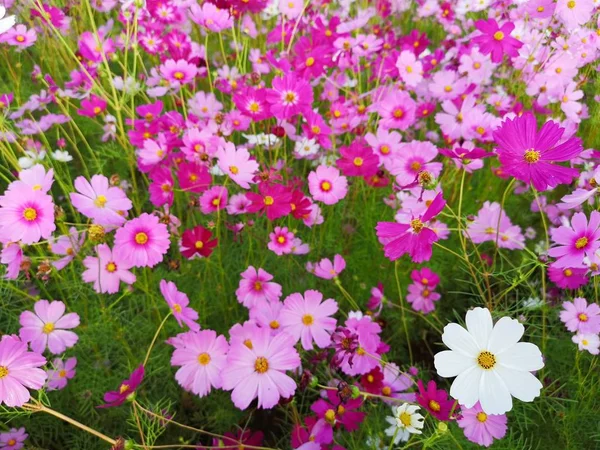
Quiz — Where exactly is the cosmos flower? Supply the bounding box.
[472,19,523,63]
[82,244,136,294]
[549,211,600,268]
[457,402,507,447]
[70,175,133,226]
[0,186,55,245]
[160,280,200,331]
[385,403,424,444]
[0,427,27,450]
[180,225,218,259]
[47,357,77,391]
[216,143,259,189]
[0,335,46,407]
[99,364,144,408]
[114,213,171,268]
[560,297,600,334]
[308,165,348,205]
[235,266,282,308]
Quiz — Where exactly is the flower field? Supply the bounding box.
[0,0,599,449]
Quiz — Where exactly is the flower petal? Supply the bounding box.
[497,342,544,372]
[442,323,480,357]
[465,307,493,348]
[434,350,476,378]
[479,370,512,415]
[487,317,524,355]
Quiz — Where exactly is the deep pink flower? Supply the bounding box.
[19,300,79,355]
[308,165,348,205]
[70,175,133,226]
[148,167,174,207]
[99,364,144,408]
[417,380,454,421]
[221,327,300,409]
[493,113,582,191]
[180,225,218,259]
[0,335,46,407]
[548,266,588,289]
[235,266,282,308]
[171,330,229,397]
[77,94,107,118]
[246,183,293,220]
[472,19,523,63]
[178,161,212,194]
[268,226,295,255]
[266,73,313,120]
[233,87,271,121]
[279,290,338,350]
[361,366,385,394]
[457,402,507,447]
[0,187,55,245]
[336,142,379,177]
[114,213,171,268]
[549,211,600,268]
[160,280,200,332]
[82,244,136,294]
[199,186,228,214]
[47,357,77,391]
[311,388,365,431]
[560,297,600,334]
[159,59,198,86]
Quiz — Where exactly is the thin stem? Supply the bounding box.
[143,312,172,367]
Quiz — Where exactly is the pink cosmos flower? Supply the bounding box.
[19,300,80,355]
[336,142,379,177]
[170,329,229,397]
[376,193,446,263]
[0,427,28,450]
[279,290,338,350]
[417,380,454,421]
[99,364,144,408]
[560,297,600,334]
[311,387,365,432]
[10,164,53,193]
[160,280,200,332]
[221,327,301,409]
[396,50,423,87]
[1,243,23,280]
[236,266,282,308]
[114,213,171,268]
[216,143,259,189]
[1,25,36,48]
[137,135,169,167]
[377,90,417,131]
[50,227,85,270]
[466,201,525,250]
[159,59,198,86]
[493,113,582,191]
[313,255,346,280]
[180,225,218,259]
[77,94,107,118]
[148,167,174,207]
[229,320,261,349]
[549,212,600,268]
[0,187,55,245]
[334,316,382,376]
[549,266,588,290]
[457,402,507,447]
[246,183,293,220]
[178,162,212,194]
[47,357,77,391]
[70,175,133,226]
[233,87,271,122]
[199,186,228,214]
[249,299,284,334]
[308,165,348,205]
[189,2,233,32]
[572,333,600,355]
[407,279,441,314]
[268,227,295,255]
[82,244,136,294]
[266,73,314,120]
[381,363,416,403]
[472,19,523,64]
[0,335,46,407]
[388,141,442,187]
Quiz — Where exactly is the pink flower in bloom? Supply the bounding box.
[82,244,136,294]
[335,316,382,376]
[466,201,525,250]
[0,186,55,245]
[77,94,107,118]
[70,175,133,226]
[388,141,442,187]
[472,19,523,63]
[336,142,379,177]
[381,363,416,403]
[493,113,582,191]
[159,59,198,86]
[19,300,80,355]
[549,212,600,268]
[457,402,507,447]
[549,266,588,290]
[10,164,53,194]
[47,357,77,391]
[246,183,293,220]
[216,143,259,189]
[313,254,346,280]
[1,25,36,48]
[189,2,233,32]
[311,388,365,432]
[236,266,282,308]
[200,186,228,214]
[308,165,348,205]
[416,380,454,421]
[268,227,295,255]
[377,90,417,131]
[148,167,174,207]
[376,193,446,263]
[407,279,441,314]
[1,243,23,280]
[279,290,338,350]
[114,213,171,268]
[178,161,212,194]
[50,227,85,271]
[170,330,229,397]
[160,280,200,332]
[99,365,144,408]
[221,327,301,409]
[266,73,314,120]
[0,427,28,450]
[560,297,600,334]
[0,335,46,407]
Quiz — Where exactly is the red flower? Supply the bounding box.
[181,226,218,259]
[360,366,384,394]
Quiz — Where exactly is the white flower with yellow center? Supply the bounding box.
[384,403,424,444]
[434,307,544,415]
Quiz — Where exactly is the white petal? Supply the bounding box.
[466,307,493,347]
[494,365,543,403]
[496,342,544,371]
[449,365,482,408]
[487,317,524,354]
[442,323,480,357]
[434,350,476,377]
[479,370,513,415]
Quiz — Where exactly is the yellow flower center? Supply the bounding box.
[285,92,297,103]
[194,240,204,250]
[32,184,42,191]
[249,102,260,113]
[94,195,108,207]
[16,35,25,43]
[400,412,412,427]
[269,320,280,329]
[229,165,239,174]
[306,56,315,67]
[382,386,391,396]
[429,400,441,411]
[264,196,275,206]
[135,232,149,244]
[476,126,485,135]
[254,356,269,373]
[212,198,220,206]
[524,149,541,163]
[353,157,364,167]
[393,108,404,118]
[324,409,336,424]
[578,313,589,322]
[119,384,129,394]
[174,71,185,80]
[23,207,37,221]
[59,369,67,378]
[311,125,321,134]
[473,62,482,69]
[493,31,505,41]
[302,314,314,325]
[253,281,262,291]
[380,145,390,154]
[411,218,424,233]
[567,0,575,7]
[582,339,589,345]
[575,237,588,249]
[537,5,544,11]
[564,269,573,277]
[320,181,332,192]
[0,366,8,378]
[357,347,366,356]
[477,412,488,422]
[7,439,16,446]
[444,85,452,92]
[106,262,117,273]
[198,352,211,365]
[277,236,286,244]
[43,322,55,334]
[411,161,422,171]
[244,339,253,349]
[173,304,182,313]
[477,351,496,370]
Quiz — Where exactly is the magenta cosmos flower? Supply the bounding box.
[279,290,338,350]
[159,59,198,86]
[114,213,171,268]
[308,165,348,205]
[160,280,200,331]
[268,226,295,255]
[82,244,136,294]
[216,143,259,189]
[47,357,77,391]
[180,225,218,259]
[70,174,133,226]
[457,402,507,448]
[266,73,313,120]
[0,427,28,450]
[0,186,55,245]
[235,266,282,308]
[416,380,454,421]
[221,327,301,410]
[549,211,600,268]
[0,335,46,407]
[170,329,229,397]
[560,297,600,334]
[19,300,80,355]
[99,364,144,408]
[376,192,446,263]
[311,389,365,432]
[246,182,292,221]
[493,113,583,191]
[472,19,523,63]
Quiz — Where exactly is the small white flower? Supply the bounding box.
[572,333,600,355]
[0,6,16,35]
[434,307,544,415]
[18,151,46,169]
[243,133,279,147]
[210,164,225,177]
[52,150,73,162]
[294,138,319,158]
[522,297,543,310]
[384,403,424,444]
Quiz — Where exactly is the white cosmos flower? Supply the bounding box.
[384,403,424,444]
[434,307,544,415]
[52,150,73,162]
[0,6,16,35]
